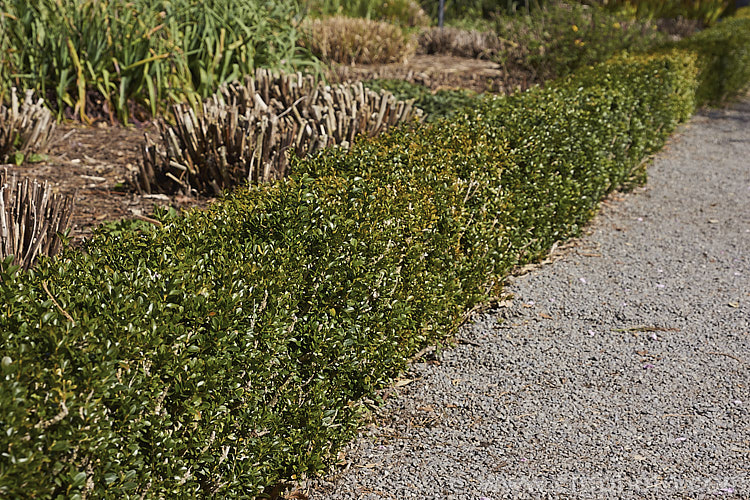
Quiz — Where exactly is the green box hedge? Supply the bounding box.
[1,15,749,498]
[675,15,750,105]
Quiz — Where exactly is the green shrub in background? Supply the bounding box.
[597,0,735,25]
[1,13,749,498]
[494,1,667,81]
[672,15,750,104]
[418,0,552,23]
[419,0,736,26]
[363,79,478,121]
[0,0,313,124]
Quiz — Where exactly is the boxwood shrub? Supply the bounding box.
[673,15,750,105]
[1,15,749,498]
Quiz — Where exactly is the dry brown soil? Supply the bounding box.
[328,54,530,94]
[2,124,211,246]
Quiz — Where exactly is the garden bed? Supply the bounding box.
[1,4,749,498]
[0,54,520,246]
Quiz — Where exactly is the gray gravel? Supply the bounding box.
[306,99,750,499]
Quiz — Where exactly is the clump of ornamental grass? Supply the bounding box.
[0,0,312,124]
[300,16,416,64]
[302,0,430,27]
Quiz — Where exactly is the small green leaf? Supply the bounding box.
[50,440,70,452]
[12,151,24,166]
[72,471,87,487]
[27,153,48,163]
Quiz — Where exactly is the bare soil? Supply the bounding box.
[2,123,213,246]
[328,54,531,94]
[1,55,524,246]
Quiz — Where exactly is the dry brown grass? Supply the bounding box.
[300,16,416,65]
[299,0,430,28]
[417,27,503,60]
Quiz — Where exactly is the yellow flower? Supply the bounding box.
[574,39,585,47]
[613,22,621,29]
[572,24,579,32]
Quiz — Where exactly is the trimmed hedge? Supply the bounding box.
[674,16,750,105]
[1,15,749,498]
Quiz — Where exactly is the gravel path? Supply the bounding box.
[307,99,750,499]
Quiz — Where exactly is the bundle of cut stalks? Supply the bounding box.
[417,27,503,59]
[138,69,422,196]
[0,169,75,270]
[0,88,56,164]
